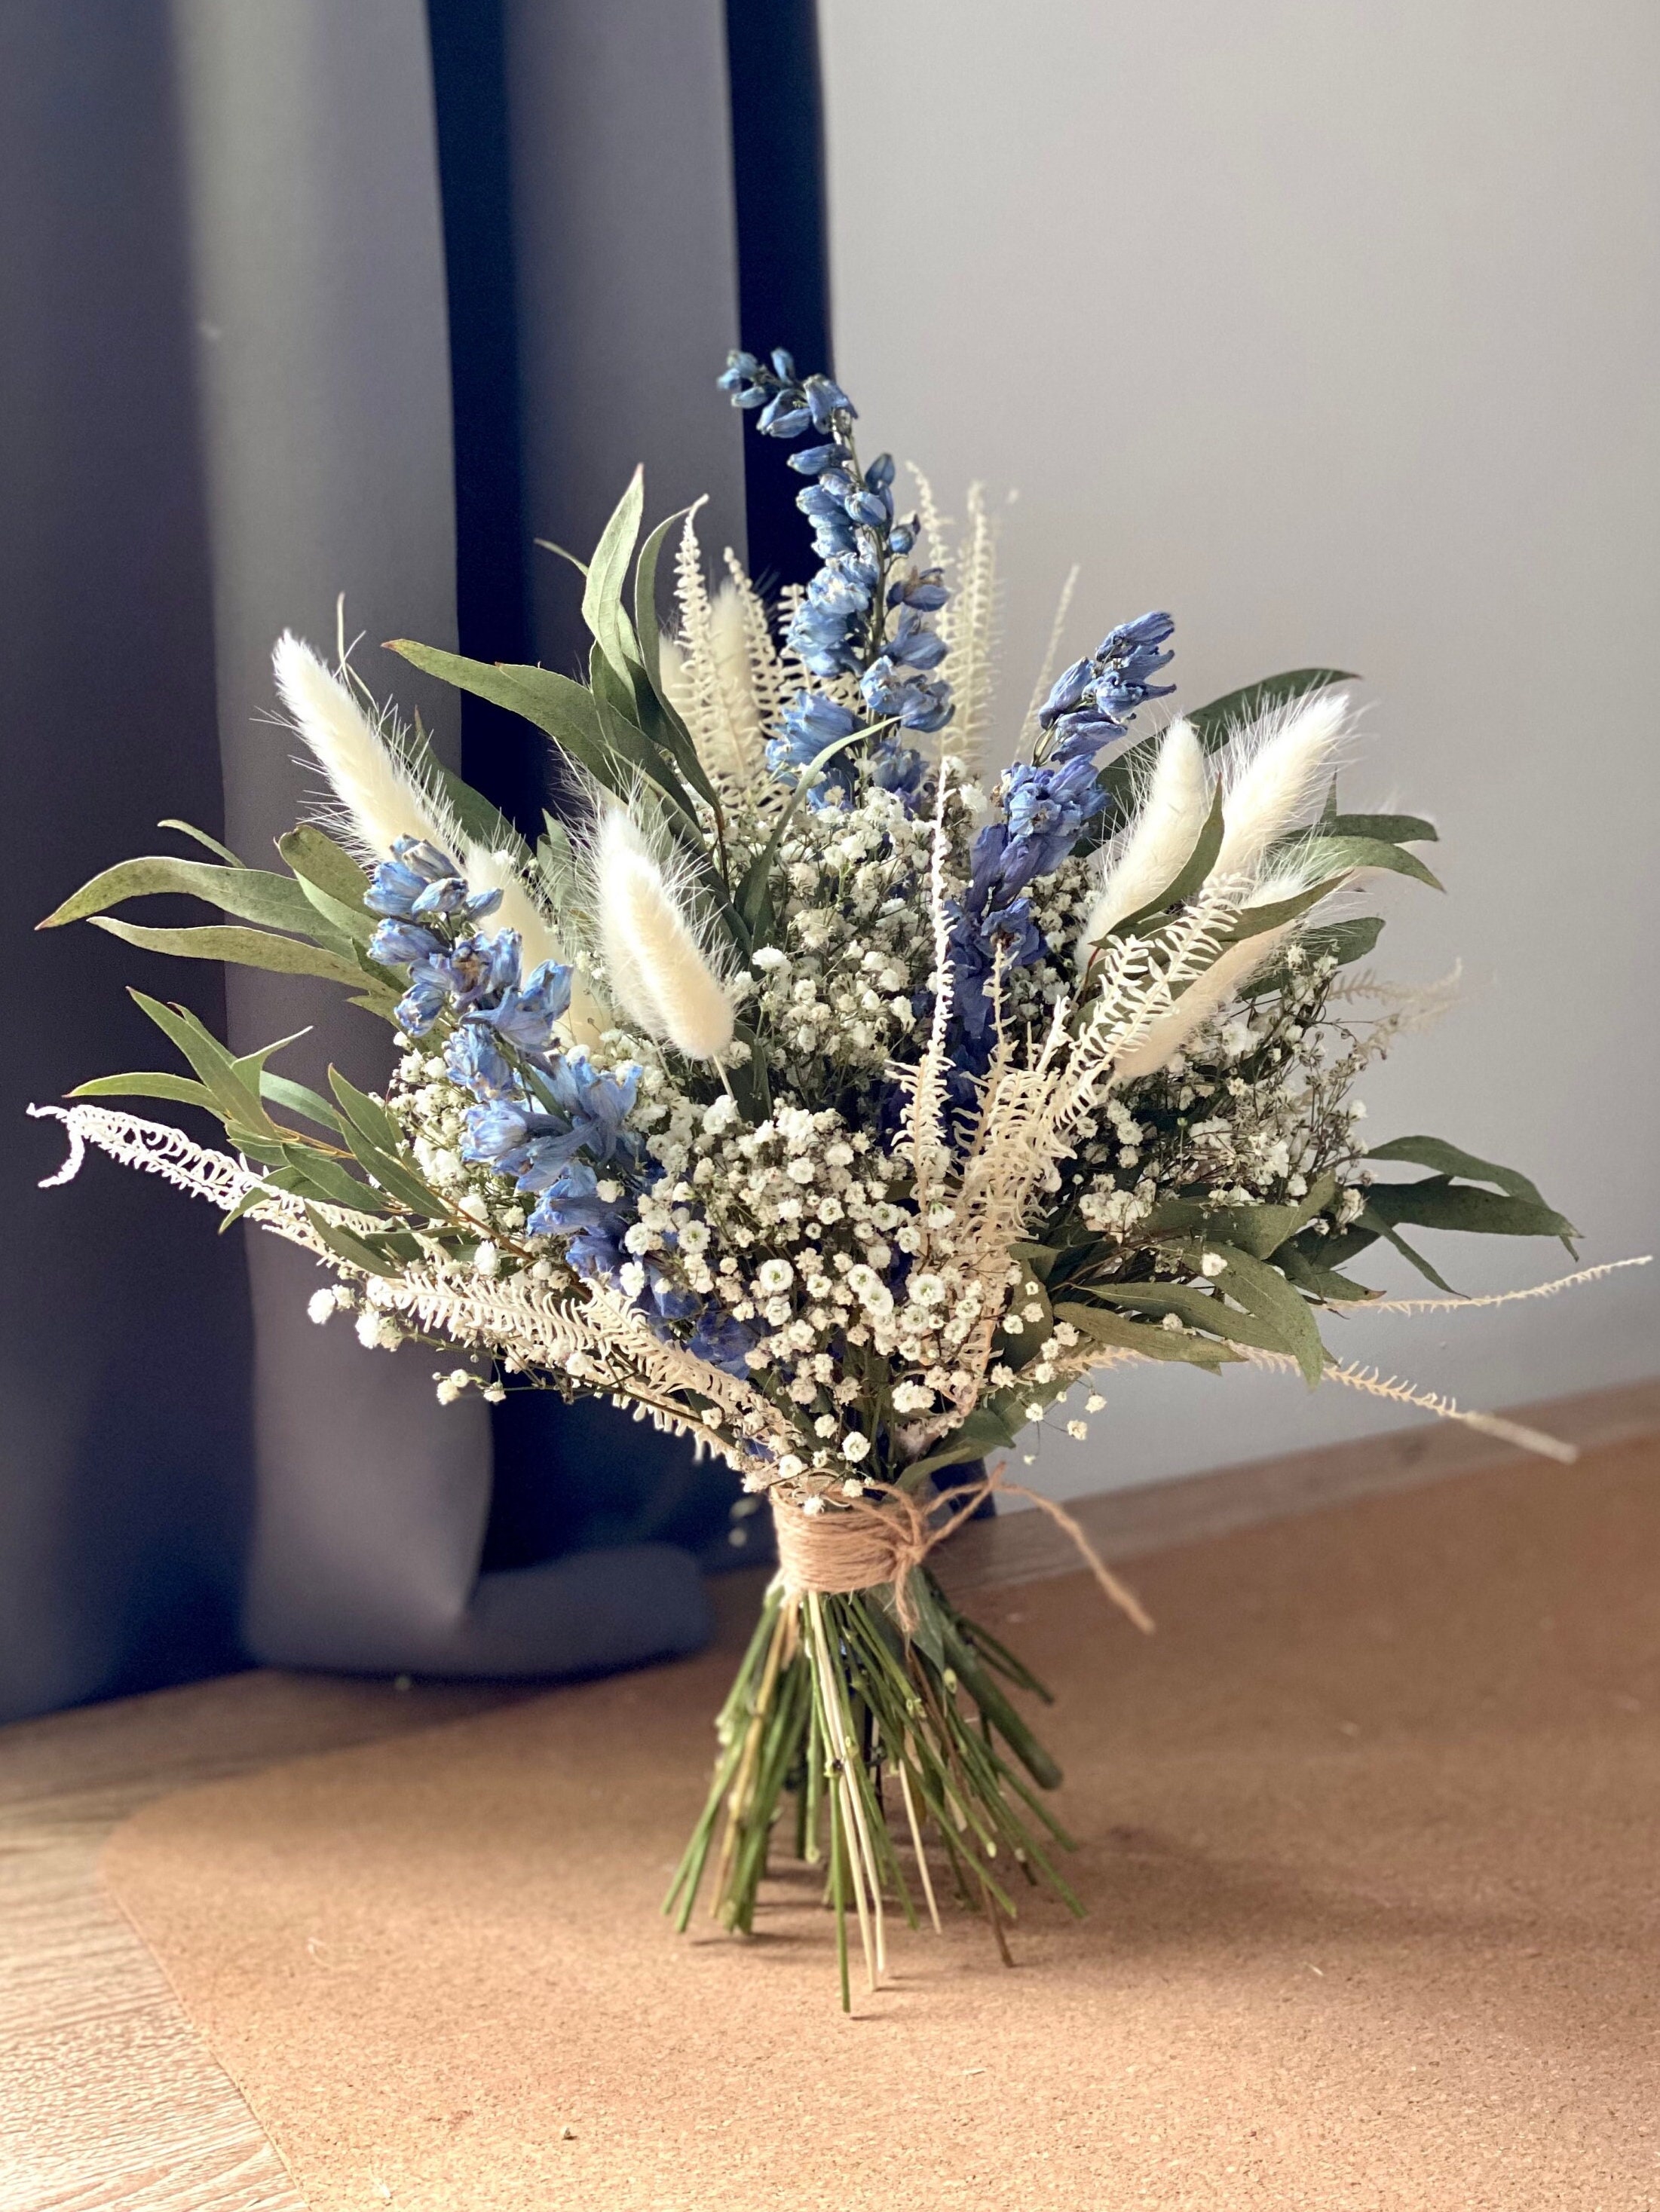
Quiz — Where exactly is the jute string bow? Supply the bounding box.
[770,1465,1155,1635]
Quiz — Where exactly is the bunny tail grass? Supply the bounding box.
[594,806,735,1061]
[272,632,452,867]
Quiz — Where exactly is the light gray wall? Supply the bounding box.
[820,0,1660,1496]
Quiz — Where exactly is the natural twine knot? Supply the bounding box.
[769,1467,1154,1636]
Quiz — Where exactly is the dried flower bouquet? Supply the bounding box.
[36,350,1625,2004]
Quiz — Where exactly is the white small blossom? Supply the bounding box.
[842,1433,871,1463]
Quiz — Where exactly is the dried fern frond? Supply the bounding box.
[939,484,998,773]
[32,1101,787,1479]
[1239,1344,1579,1463]
[1349,1256,1651,1314]
[667,510,786,817]
[906,463,950,564]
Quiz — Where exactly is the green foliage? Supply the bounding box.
[580,465,645,692]
[39,826,402,1020]
[1239,916,1385,996]
[1274,831,1443,893]
[41,853,320,936]
[1307,1134,1579,1294]
[1183,668,1358,754]
[1054,1301,1240,1369]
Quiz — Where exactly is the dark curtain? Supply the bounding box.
[0,0,831,1724]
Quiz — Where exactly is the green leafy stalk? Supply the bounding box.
[666,1569,1078,2009]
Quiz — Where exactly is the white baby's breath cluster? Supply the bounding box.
[290,572,1408,1507]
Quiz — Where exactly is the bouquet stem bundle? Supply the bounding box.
[666,1519,1083,2009]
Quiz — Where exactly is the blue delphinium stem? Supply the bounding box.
[365,837,755,1376]
[719,350,952,804]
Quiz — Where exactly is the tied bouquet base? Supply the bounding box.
[668,1483,1100,2006]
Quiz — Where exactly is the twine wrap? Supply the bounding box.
[770,1467,1155,1636]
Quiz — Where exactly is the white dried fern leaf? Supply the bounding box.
[940,484,998,772]
[669,509,782,815]
[33,1102,785,1480]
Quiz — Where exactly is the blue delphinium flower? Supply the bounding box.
[543,1054,642,1169]
[767,692,863,802]
[446,1023,517,1102]
[365,837,503,926]
[527,1160,632,1271]
[688,1306,757,1378]
[859,658,952,731]
[720,349,954,798]
[479,959,572,1057]
[1037,611,1175,762]
[936,611,1178,1094]
[368,916,446,968]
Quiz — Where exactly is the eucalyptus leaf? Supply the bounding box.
[1225,873,1348,942]
[1353,1202,1459,1293]
[632,507,688,717]
[1366,1134,1553,1213]
[41,855,320,936]
[130,991,268,1132]
[580,466,645,689]
[1110,781,1226,938]
[87,916,373,991]
[1190,1240,1328,1384]
[387,644,623,794]
[303,1204,405,1277]
[288,876,373,956]
[1053,1302,1238,1368]
[1308,812,1438,846]
[1145,1170,1337,1261]
[259,1072,345,1134]
[1275,832,1443,893]
[158,818,244,864]
[432,766,531,867]
[1093,1279,1303,1360]
[1273,1242,1377,1303]
[1185,668,1358,754]
[230,1029,312,1095]
[1364,1176,1576,1243]
[326,1066,403,1152]
[68,1071,220,1112]
[265,1145,390,1214]
[277,825,372,909]
[1239,915,1384,996]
